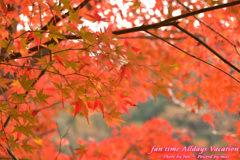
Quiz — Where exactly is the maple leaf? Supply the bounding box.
[31,110,40,116]
[71,100,83,119]
[97,153,108,160]
[0,75,12,89]
[124,40,140,53]
[222,135,237,146]
[71,100,89,124]
[34,36,40,50]
[103,108,127,129]
[201,113,216,128]
[86,11,108,22]
[26,32,34,41]
[94,99,104,113]
[119,65,132,85]
[152,81,172,103]
[21,140,35,154]
[1,0,240,158]
[1,0,7,14]
[124,40,129,47]
[36,89,51,104]
[54,55,64,66]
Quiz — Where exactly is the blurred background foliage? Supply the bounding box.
[53,94,239,155]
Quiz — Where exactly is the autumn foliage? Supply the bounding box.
[0,0,240,159]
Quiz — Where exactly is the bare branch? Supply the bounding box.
[55,126,70,160]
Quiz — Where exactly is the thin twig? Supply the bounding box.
[28,0,34,27]
[122,144,133,159]
[175,0,240,56]
[39,3,43,60]
[27,0,90,42]
[144,30,240,83]
[174,24,240,74]
[116,36,187,40]
[55,126,70,160]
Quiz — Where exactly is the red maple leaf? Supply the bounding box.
[201,113,216,128]
[71,100,83,119]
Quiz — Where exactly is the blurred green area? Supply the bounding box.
[53,95,238,154]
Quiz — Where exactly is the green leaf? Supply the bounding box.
[65,60,77,72]
[21,140,35,154]
[34,29,45,39]
[12,92,27,104]
[18,74,36,91]
[52,81,62,89]
[14,124,35,138]
[36,89,51,104]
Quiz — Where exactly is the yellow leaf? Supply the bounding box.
[33,138,42,146]
[10,80,21,88]
[20,48,28,57]
[53,36,59,43]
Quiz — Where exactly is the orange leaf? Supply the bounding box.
[86,11,108,22]
[124,40,129,47]
[201,113,216,128]
[31,110,40,116]
[87,101,93,110]
[94,99,104,113]
[71,100,82,119]
[132,46,140,53]
[34,36,40,50]
[119,66,126,84]
[26,32,34,41]
[54,55,64,66]
[16,41,21,50]
[1,0,7,14]
[125,68,132,86]
[71,100,89,123]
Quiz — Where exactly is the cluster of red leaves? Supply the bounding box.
[0,0,239,159]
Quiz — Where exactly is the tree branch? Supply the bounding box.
[0,0,90,62]
[26,0,90,43]
[2,68,47,129]
[41,0,90,31]
[6,147,19,160]
[112,1,240,35]
[144,30,240,84]
[174,24,240,74]
[2,35,82,62]
[3,1,239,63]
[55,126,70,160]
[175,0,240,56]
[116,36,187,40]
